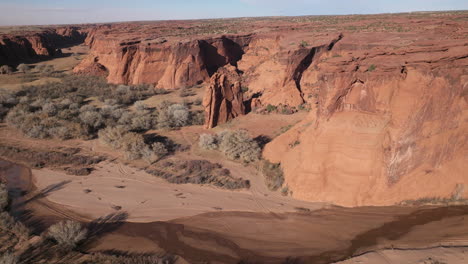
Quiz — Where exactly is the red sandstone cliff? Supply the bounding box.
[73,13,467,206]
[263,30,468,206]
[0,27,87,66]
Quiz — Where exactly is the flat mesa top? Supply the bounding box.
[1,11,467,41]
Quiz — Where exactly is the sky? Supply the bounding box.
[0,0,467,26]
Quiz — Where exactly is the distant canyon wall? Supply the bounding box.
[0,26,87,66]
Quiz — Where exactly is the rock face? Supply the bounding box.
[0,27,87,66]
[263,29,468,206]
[74,29,251,89]
[203,65,245,128]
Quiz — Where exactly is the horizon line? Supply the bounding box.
[1,9,467,28]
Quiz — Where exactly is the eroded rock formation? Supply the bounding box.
[203,65,245,128]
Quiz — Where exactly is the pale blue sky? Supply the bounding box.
[0,0,467,26]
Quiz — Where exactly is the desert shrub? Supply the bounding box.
[266,104,277,113]
[0,253,18,264]
[134,101,148,111]
[42,102,58,116]
[16,63,29,73]
[157,102,190,129]
[0,184,8,211]
[0,90,18,120]
[79,109,104,130]
[168,104,189,127]
[367,64,376,72]
[0,89,18,106]
[99,127,167,163]
[0,212,29,239]
[131,110,156,131]
[0,65,13,74]
[120,133,149,160]
[151,142,168,160]
[261,160,284,191]
[199,134,218,150]
[198,130,260,163]
[47,220,87,250]
[190,110,205,125]
[98,126,127,149]
[217,130,261,163]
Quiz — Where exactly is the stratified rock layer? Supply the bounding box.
[203,65,245,128]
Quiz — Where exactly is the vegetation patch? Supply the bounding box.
[146,159,250,189]
[199,130,261,163]
[0,145,104,175]
[261,160,285,191]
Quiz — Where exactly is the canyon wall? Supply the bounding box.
[0,27,87,66]
[263,31,468,206]
[73,13,467,206]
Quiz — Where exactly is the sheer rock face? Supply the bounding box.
[203,65,245,129]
